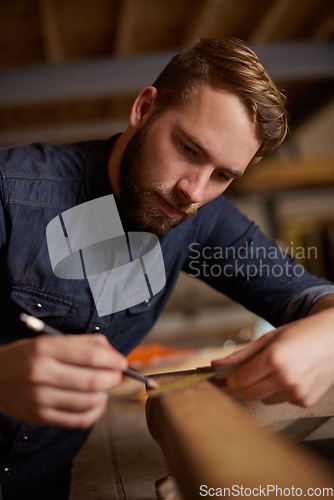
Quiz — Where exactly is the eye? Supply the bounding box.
[216,170,231,181]
[181,141,197,156]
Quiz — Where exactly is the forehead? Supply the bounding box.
[156,83,260,169]
[176,83,252,123]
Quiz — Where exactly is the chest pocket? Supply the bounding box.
[10,286,73,323]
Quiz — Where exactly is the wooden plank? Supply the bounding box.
[146,380,333,499]
[231,156,334,193]
[70,356,334,498]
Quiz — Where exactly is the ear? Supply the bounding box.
[129,86,158,129]
[250,155,262,165]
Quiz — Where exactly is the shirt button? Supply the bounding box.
[21,435,29,442]
[93,327,100,333]
[32,303,43,312]
[4,467,11,475]
[145,299,150,306]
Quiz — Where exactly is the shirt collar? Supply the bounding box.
[85,134,120,200]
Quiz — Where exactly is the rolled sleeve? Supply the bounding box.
[282,285,334,323]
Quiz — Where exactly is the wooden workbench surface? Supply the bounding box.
[70,394,168,499]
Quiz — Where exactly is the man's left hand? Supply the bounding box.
[212,298,334,407]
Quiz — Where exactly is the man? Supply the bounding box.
[0,37,333,499]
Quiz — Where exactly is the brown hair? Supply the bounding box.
[152,37,288,157]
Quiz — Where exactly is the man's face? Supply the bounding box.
[119,84,261,236]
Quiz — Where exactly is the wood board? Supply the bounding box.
[146,379,334,499]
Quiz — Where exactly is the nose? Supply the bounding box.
[176,171,209,204]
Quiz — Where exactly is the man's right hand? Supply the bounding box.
[0,333,128,428]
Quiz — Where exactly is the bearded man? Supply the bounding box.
[0,38,333,499]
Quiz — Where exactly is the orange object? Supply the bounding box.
[127,343,195,368]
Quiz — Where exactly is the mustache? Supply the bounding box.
[154,187,198,217]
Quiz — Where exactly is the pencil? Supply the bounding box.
[19,313,159,389]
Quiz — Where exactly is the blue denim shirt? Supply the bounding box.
[0,137,333,499]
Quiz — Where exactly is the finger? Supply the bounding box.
[29,356,124,391]
[211,330,277,367]
[31,385,109,412]
[36,396,108,429]
[226,347,275,389]
[240,373,285,401]
[52,364,124,392]
[260,376,329,407]
[239,371,326,406]
[261,390,300,405]
[54,334,128,369]
[33,334,128,371]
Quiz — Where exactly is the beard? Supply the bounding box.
[118,118,197,236]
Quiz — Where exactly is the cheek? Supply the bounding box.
[145,123,187,185]
[146,144,179,186]
[204,181,231,205]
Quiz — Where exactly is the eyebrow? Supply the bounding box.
[177,127,244,179]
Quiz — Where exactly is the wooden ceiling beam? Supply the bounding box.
[0,118,129,147]
[114,0,203,56]
[38,0,65,63]
[206,0,272,42]
[248,0,294,44]
[183,0,223,46]
[250,0,334,43]
[313,12,334,40]
[113,0,135,56]
[0,41,333,106]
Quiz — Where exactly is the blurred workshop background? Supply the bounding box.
[1,0,334,358]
